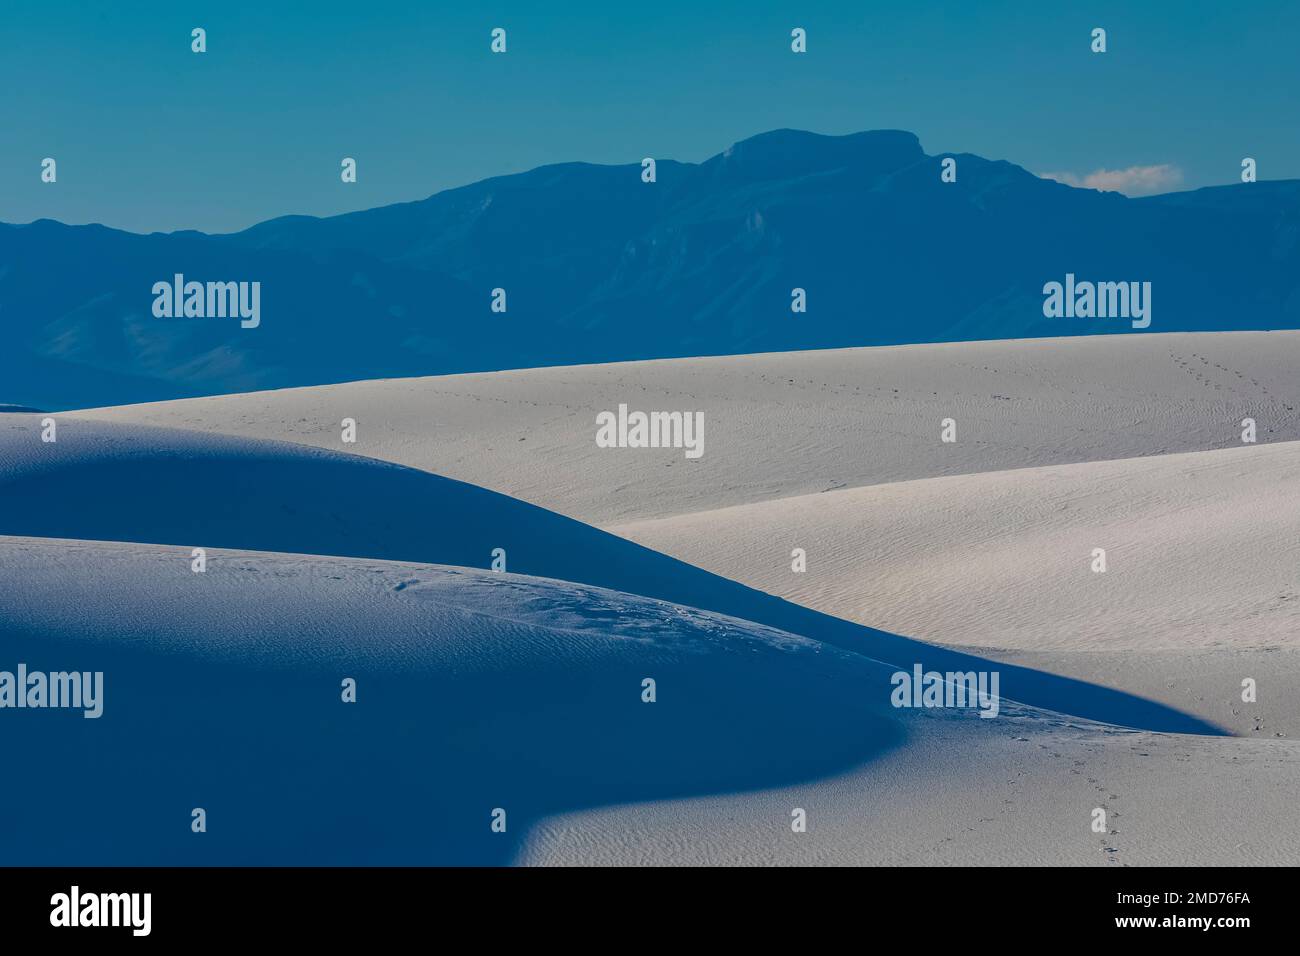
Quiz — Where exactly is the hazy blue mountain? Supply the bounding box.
[4,128,1298,408]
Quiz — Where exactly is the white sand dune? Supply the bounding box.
[613,442,1300,737]
[7,330,1297,865]
[67,330,1300,739]
[0,413,1203,734]
[77,330,1300,525]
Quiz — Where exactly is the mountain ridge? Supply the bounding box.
[4,128,1298,409]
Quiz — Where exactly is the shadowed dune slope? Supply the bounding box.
[0,538,913,864]
[0,415,1219,734]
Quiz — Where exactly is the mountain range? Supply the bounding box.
[4,128,1299,409]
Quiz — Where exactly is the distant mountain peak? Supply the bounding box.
[708,128,926,182]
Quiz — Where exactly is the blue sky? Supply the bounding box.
[3,0,1296,234]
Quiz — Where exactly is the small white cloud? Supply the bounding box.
[1038,164,1183,197]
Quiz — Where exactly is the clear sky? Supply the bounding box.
[3,0,1297,234]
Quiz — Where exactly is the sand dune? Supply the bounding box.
[0,536,906,864]
[0,413,1204,733]
[8,330,1297,865]
[77,330,1300,526]
[5,536,1294,867]
[614,442,1300,655]
[613,442,1300,737]
[65,331,1300,740]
